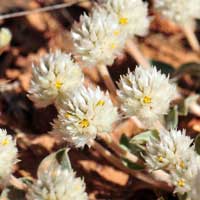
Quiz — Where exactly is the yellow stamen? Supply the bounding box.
[111,43,116,49]
[180,161,185,169]
[143,96,152,104]
[96,100,105,106]
[55,80,63,89]
[157,156,163,163]
[79,119,89,128]
[177,179,185,187]
[119,17,128,25]
[65,113,72,119]
[113,30,120,36]
[1,138,9,146]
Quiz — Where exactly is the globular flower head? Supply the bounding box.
[71,7,126,67]
[144,129,193,171]
[52,86,119,147]
[117,66,176,127]
[0,129,18,184]
[188,170,200,200]
[101,0,150,37]
[28,50,84,108]
[0,27,12,48]
[26,166,88,200]
[154,0,200,27]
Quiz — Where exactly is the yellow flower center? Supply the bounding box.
[96,100,105,106]
[143,96,152,104]
[157,156,163,163]
[177,179,185,187]
[1,138,9,146]
[55,80,63,89]
[110,43,116,49]
[113,30,120,36]
[119,17,128,25]
[65,113,72,119]
[180,161,185,169]
[79,119,89,128]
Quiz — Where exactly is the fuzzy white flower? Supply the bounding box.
[28,50,84,108]
[144,129,193,171]
[0,129,18,184]
[0,28,12,48]
[52,86,119,147]
[117,66,176,127]
[71,7,126,67]
[26,166,88,200]
[154,0,200,27]
[101,0,150,37]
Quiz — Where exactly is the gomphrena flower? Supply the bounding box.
[144,129,200,195]
[0,27,12,48]
[154,0,200,27]
[189,170,200,200]
[53,86,119,147]
[117,66,176,127]
[101,0,150,37]
[71,7,126,67]
[28,50,84,108]
[26,166,88,200]
[0,129,18,184]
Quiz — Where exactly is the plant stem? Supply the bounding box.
[97,63,117,96]
[125,39,150,68]
[182,24,200,52]
[92,141,173,192]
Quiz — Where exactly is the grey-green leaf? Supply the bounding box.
[165,106,178,130]
[195,135,200,155]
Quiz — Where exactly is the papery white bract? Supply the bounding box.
[71,8,126,67]
[26,166,88,200]
[28,50,84,108]
[117,66,176,127]
[52,86,119,148]
[0,27,12,48]
[189,170,200,200]
[0,129,17,184]
[154,0,200,26]
[101,0,150,37]
[144,129,200,195]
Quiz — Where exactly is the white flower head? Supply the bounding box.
[101,0,150,37]
[71,7,126,67]
[26,166,88,200]
[0,27,12,48]
[144,129,193,171]
[0,129,18,184]
[53,86,119,147]
[189,170,200,200]
[28,50,84,108]
[117,66,176,127]
[154,0,200,27]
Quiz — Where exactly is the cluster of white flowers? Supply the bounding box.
[0,27,12,48]
[101,0,150,37]
[71,7,126,67]
[28,50,84,108]
[26,166,88,200]
[0,129,18,184]
[154,0,200,27]
[117,66,176,128]
[72,0,150,67]
[144,129,200,196]
[53,86,119,147]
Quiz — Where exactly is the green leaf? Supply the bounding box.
[130,130,159,146]
[178,95,199,116]
[151,60,175,75]
[37,148,72,179]
[174,62,200,78]
[120,134,143,155]
[122,158,144,170]
[195,135,200,155]
[165,106,178,129]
